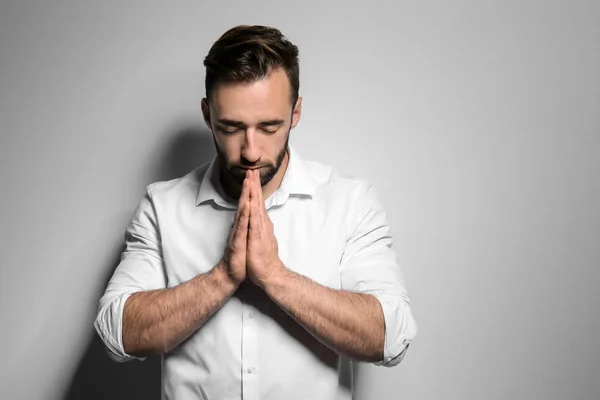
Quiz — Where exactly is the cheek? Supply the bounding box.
[217,136,243,159]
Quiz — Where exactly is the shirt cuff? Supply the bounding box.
[370,293,417,367]
[94,291,147,363]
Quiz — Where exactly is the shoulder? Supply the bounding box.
[303,156,373,200]
[144,160,211,203]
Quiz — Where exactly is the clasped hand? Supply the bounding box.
[221,169,284,288]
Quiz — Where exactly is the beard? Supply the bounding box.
[213,128,290,189]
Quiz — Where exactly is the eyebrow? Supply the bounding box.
[217,118,285,128]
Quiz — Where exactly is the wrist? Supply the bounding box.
[260,261,289,292]
[214,260,241,291]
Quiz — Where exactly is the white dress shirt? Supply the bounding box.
[94,144,417,400]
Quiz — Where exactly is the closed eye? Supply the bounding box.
[217,126,242,135]
[259,120,284,134]
[261,127,279,134]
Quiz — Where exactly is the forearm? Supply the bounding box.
[262,267,385,362]
[123,261,237,357]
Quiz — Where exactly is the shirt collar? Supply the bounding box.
[195,144,318,209]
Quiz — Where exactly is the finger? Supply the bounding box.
[243,169,251,201]
[233,199,249,248]
[252,170,264,228]
[255,170,266,218]
[234,173,251,224]
[240,171,251,206]
[249,171,259,238]
[249,170,258,213]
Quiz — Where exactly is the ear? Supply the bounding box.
[201,98,212,129]
[290,96,303,129]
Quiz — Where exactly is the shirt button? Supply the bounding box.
[247,367,254,373]
[247,312,254,319]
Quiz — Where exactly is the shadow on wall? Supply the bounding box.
[64,126,216,400]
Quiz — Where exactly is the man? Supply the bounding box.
[95,24,417,400]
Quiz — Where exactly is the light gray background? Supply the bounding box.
[1,1,599,399]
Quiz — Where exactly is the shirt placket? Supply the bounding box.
[241,303,259,400]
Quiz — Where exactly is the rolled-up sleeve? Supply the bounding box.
[340,182,417,367]
[94,187,167,363]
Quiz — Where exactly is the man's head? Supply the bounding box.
[201,25,302,192]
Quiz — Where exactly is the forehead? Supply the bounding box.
[210,68,292,122]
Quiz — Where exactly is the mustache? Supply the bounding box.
[232,163,271,170]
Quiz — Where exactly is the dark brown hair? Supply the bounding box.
[203,25,300,106]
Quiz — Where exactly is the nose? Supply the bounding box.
[241,128,260,164]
